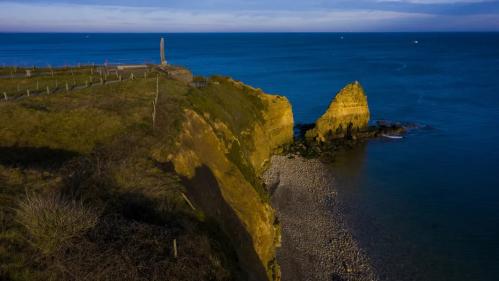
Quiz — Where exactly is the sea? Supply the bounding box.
[1,33,498,281]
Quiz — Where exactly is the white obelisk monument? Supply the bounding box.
[160,37,167,65]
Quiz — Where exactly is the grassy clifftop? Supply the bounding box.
[0,66,293,281]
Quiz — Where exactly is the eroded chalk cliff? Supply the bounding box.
[156,77,294,281]
[306,81,370,142]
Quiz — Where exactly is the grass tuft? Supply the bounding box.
[16,193,99,255]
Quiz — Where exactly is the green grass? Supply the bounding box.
[188,76,265,135]
[0,66,156,99]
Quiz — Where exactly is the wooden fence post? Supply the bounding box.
[181,193,196,211]
[26,89,30,97]
[46,86,50,95]
[36,80,39,90]
[3,92,7,101]
[173,239,177,258]
[152,75,159,129]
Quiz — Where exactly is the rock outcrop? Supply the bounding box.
[159,77,294,281]
[306,81,370,142]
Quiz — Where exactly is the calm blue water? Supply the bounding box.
[1,33,499,281]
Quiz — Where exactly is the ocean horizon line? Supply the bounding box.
[2,31,499,34]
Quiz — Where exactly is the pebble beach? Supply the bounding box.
[264,155,377,281]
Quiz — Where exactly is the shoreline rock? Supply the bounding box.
[306,81,370,142]
[284,121,408,162]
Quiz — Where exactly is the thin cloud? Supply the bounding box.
[377,0,491,3]
[0,1,497,31]
[0,2,432,32]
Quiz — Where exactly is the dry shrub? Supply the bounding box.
[46,215,232,281]
[16,193,99,255]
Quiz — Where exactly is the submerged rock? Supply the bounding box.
[306,81,370,142]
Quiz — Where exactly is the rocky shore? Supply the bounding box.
[264,155,378,281]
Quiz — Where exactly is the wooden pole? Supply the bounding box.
[46,86,50,95]
[152,75,159,129]
[26,89,30,97]
[181,193,196,211]
[3,92,7,101]
[36,80,39,90]
[173,239,177,258]
[66,82,69,92]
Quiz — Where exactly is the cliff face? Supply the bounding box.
[157,77,294,281]
[306,81,370,142]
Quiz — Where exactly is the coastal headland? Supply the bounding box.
[0,64,405,281]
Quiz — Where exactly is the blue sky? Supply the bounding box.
[0,0,498,32]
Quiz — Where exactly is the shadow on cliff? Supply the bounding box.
[0,145,79,170]
[172,163,269,281]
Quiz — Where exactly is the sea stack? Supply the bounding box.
[160,37,167,65]
[306,81,370,142]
